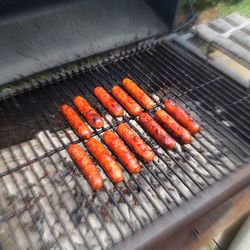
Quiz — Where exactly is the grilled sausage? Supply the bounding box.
[155,109,192,144]
[103,130,141,174]
[164,99,201,134]
[86,138,124,183]
[94,87,124,117]
[60,104,92,139]
[122,78,155,110]
[111,86,142,116]
[139,112,176,150]
[73,96,104,129]
[67,144,103,190]
[117,123,155,162]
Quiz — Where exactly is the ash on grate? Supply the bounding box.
[0,114,238,249]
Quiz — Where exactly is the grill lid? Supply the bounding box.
[0,0,182,86]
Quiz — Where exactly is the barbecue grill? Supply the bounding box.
[0,1,249,249]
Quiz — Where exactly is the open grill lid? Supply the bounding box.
[0,0,183,86]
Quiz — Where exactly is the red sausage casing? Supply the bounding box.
[86,138,124,183]
[155,109,192,144]
[139,112,176,150]
[94,86,124,117]
[73,96,104,129]
[122,78,155,110]
[67,144,103,190]
[60,104,92,139]
[103,130,141,174]
[164,99,201,134]
[111,86,142,116]
[117,123,155,162]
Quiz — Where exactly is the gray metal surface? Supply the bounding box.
[192,13,250,66]
[175,33,250,89]
[113,164,250,250]
[178,14,250,89]
[0,0,179,86]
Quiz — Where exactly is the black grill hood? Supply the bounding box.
[0,0,180,85]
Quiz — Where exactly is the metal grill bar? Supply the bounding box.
[150,45,250,153]
[61,75,167,216]
[169,41,250,100]
[101,57,230,179]
[2,88,112,248]
[40,75,174,245]
[0,39,249,250]
[119,43,249,160]
[115,51,246,171]
[28,84,115,248]
[157,43,250,140]
[77,71,183,207]
[66,77,168,224]
[0,106,49,250]
[1,96,87,249]
[49,75,152,227]
[87,67,208,192]
[112,53,237,164]
[99,62,227,181]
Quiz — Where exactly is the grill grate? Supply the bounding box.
[0,39,249,250]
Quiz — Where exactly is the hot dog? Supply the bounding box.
[122,78,155,110]
[139,113,176,150]
[60,104,92,139]
[86,138,124,183]
[67,144,103,190]
[117,123,155,162]
[103,130,141,174]
[164,99,201,134]
[73,96,104,129]
[94,87,124,117]
[155,109,192,144]
[111,86,142,116]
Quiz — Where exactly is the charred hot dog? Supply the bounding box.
[155,109,192,144]
[61,104,92,139]
[86,138,124,183]
[117,123,155,162]
[122,78,155,110]
[94,87,124,117]
[111,86,142,116]
[139,112,176,150]
[103,130,141,174]
[73,96,104,129]
[67,144,103,190]
[164,99,201,134]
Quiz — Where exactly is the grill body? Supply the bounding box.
[0,1,249,249]
[0,38,249,249]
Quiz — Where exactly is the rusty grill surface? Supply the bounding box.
[0,40,249,250]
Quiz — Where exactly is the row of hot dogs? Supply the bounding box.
[67,123,153,190]
[61,78,157,137]
[61,78,201,190]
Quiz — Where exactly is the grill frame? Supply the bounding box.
[0,37,249,250]
[112,163,250,250]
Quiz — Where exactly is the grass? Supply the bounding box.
[216,0,250,17]
[196,0,250,25]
